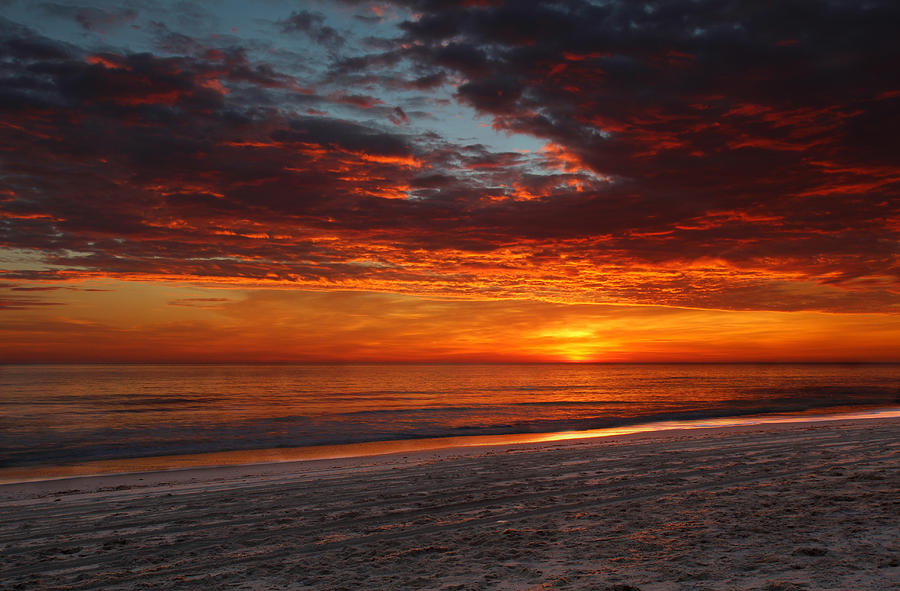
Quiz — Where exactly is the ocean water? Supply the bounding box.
[2,363,898,477]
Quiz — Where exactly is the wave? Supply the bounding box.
[2,398,894,469]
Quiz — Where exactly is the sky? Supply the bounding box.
[1,0,898,363]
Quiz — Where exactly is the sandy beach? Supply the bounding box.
[1,418,898,590]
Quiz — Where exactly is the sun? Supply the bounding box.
[560,349,597,362]
[534,327,604,362]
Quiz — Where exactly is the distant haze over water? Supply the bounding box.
[2,363,898,473]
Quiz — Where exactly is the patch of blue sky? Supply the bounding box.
[5,0,547,162]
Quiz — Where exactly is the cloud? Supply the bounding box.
[389,105,409,126]
[0,295,65,310]
[38,3,137,33]
[0,3,898,314]
[168,297,230,309]
[277,10,345,48]
[331,92,384,109]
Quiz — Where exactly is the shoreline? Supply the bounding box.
[1,405,898,488]
[1,416,897,590]
[3,405,899,488]
[2,411,898,498]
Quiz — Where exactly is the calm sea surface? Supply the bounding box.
[1,363,898,474]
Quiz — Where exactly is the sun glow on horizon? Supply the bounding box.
[532,327,608,362]
[2,281,899,363]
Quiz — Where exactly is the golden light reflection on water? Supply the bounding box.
[2,407,897,484]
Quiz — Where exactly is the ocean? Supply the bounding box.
[1,363,898,480]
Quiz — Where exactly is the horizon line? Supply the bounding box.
[4,360,900,366]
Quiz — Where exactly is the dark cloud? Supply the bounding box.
[278,10,344,48]
[0,31,69,61]
[457,76,522,114]
[389,106,409,126]
[0,2,898,313]
[9,285,67,291]
[375,0,899,278]
[38,3,137,33]
[271,115,415,157]
[331,92,384,109]
[0,295,64,310]
[430,43,489,77]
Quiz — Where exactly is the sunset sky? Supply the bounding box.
[1,0,898,362]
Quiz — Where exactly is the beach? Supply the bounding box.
[1,417,898,590]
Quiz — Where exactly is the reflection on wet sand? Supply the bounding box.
[3,406,897,484]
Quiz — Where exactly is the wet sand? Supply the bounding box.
[1,418,898,590]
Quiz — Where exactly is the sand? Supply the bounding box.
[1,418,898,590]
